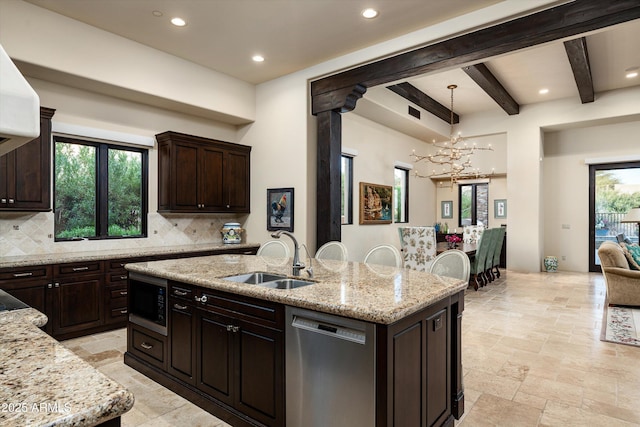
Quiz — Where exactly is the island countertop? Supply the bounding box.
[125,254,466,324]
[0,308,134,426]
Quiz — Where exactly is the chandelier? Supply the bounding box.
[411,84,493,186]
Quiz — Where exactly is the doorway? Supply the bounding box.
[589,162,640,272]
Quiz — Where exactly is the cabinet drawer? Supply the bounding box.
[55,261,102,276]
[108,305,128,322]
[0,265,51,282]
[108,260,128,270]
[200,290,282,327]
[169,283,193,301]
[109,287,128,300]
[109,272,130,283]
[130,326,165,366]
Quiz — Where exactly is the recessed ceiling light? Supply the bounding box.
[362,8,378,19]
[625,67,639,79]
[539,88,549,95]
[171,17,186,27]
[252,55,265,63]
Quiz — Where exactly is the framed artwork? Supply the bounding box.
[441,201,453,219]
[494,199,507,219]
[267,188,294,231]
[359,182,393,224]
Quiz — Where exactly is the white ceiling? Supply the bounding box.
[21,0,640,120]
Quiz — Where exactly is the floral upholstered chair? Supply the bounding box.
[463,225,485,244]
[399,226,437,271]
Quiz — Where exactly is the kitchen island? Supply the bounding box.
[125,254,466,427]
[0,295,134,426]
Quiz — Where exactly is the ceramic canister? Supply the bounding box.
[221,222,243,244]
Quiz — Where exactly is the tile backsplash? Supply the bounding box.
[0,212,243,257]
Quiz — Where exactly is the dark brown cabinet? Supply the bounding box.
[156,131,251,213]
[0,265,52,334]
[0,107,55,211]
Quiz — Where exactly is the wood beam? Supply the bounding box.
[387,82,459,124]
[316,110,342,249]
[311,0,640,113]
[564,37,595,103]
[462,64,519,115]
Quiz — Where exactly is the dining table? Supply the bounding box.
[436,241,477,257]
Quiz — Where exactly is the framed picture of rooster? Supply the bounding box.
[267,188,294,232]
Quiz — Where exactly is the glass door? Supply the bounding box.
[589,163,640,272]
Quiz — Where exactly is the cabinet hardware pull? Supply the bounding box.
[226,325,233,331]
[120,309,128,314]
[174,304,188,310]
[174,290,188,296]
[54,282,60,288]
[48,283,53,289]
[195,295,208,303]
[13,272,34,277]
[1,198,6,203]
[120,275,128,280]
[232,326,240,333]
[120,291,128,295]
[140,342,153,350]
[72,266,90,272]
[8,199,14,204]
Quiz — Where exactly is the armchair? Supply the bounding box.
[597,241,640,306]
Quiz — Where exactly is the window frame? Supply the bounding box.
[341,154,354,225]
[53,135,149,241]
[458,182,488,227]
[394,166,410,223]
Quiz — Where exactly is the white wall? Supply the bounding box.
[543,120,640,272]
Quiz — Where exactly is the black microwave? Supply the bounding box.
[129,272,167,336]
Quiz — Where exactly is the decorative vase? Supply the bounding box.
[544,256,558,273]
[221,222,243,244]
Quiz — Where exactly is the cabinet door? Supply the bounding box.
[199,146,224,210]
[168,298,196,385]
[51,275,103,336]
[226,150,250,212]
[172,142,199,210]
[196,309,234,405]
[235,320,284,427]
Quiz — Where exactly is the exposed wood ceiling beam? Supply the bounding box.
[462,63,520,115]
[564,37,595,103]
[387,82,459,124]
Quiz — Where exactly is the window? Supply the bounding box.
[394,167,409,223]
[459,183,488,227]
[341,155,353,224]
[54,136,148,240]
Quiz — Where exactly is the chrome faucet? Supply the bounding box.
[270,230,306,276]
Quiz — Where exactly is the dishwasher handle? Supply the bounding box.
[291,315,367,345]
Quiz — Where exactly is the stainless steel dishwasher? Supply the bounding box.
[285,306,376,427]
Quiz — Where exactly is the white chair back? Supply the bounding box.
[428,249,470,282]
[463,225,484,244]
[315,241,348,261]
[257,240,290,258]
[363,244,403,267]
[399,226,437,271]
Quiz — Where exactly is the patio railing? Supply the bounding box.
[596,212,638,243]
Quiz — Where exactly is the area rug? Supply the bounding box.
[601,305,640,347]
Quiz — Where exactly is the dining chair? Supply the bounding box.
[482,228,500,283]
[315,241,348,261]
[469,228,495,290]
[463,225,484,244]
[399,226,437,271]
[257,240,291,258]
[428,249,470,283]
[363,244,403,267]
[489,227,506,280]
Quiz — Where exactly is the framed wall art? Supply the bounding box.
[267,187,294,231]
[359,182,392,224]
[494,199,507,219]
[441,200,453,219]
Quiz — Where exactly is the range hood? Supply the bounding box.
[0,42,40,156]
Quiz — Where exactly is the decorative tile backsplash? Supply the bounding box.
[0,212,243,257]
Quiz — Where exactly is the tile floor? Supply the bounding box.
[62,270,640,426]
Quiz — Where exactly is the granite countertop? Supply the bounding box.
[125,254,467,324]
[0,242,260,269]
[0,308,134,426]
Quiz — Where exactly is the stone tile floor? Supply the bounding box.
[62,270,640,426]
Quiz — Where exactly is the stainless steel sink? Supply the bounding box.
[222,272,314,289]
[260,278,315,290]
[223,272,287,284]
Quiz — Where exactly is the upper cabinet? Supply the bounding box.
[156,131,251,213]
[0,107,55,211]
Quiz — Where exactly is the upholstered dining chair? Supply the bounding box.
[315,241,348,261]
[257,240,290,258]
[399,226,437,271]
[482,228,500,283]
[469,228,496,290]
[488,227,506,281]
[363,244,403,267]
[428,249,470,283]
[463,225,484,244]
